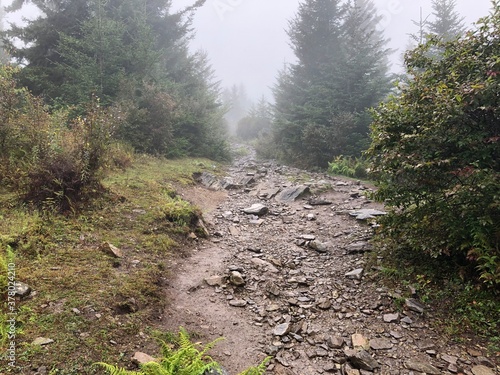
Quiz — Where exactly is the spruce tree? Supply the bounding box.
[427,0,465,41]
[272,0,391,168]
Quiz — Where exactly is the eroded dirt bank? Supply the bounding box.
[161,147,498,375]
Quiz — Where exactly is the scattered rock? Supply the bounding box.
[273,323,290,336]
[309,240,330,253]
[345,268,364,280]
[15,281,32,297]
[205,276,225,287]
[471,365,496,375]
[352,334,369,350]
[370,338,393,350]
[99,242,123,258]
[346,241,373,254]
[383,313,400,323]
[32,337,54,346]
[345,349,380,371]
[229,300,247,308]
[275,185,310,203]
[132,352,156,365]
[327,336,345,349]
[229,271,245,287]
[406,298,425,313]
[349,209,387,220]
[405,359,441,374]
[242,203,269,216]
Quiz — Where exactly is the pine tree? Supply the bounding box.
[0,0,6,63]
[272,0,391,167]
[427,0,465,41]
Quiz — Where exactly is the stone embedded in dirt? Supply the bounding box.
[132,352,156,365]
[308,198,333,206]
[306,213,316,221]
[405,298,425,313]
[309,240,330,253]
[229,271,245,287]
[401,316,413,325]
[349,208,387,220]
[192,171,222,189]
[249,219,265,226]
[346,241,373,254]
[383,313,400,323]
[441,354,458,365]
[345,268,364,280]
[471,365,496,375]
[242,203,269,216]
[32,337,54,346]
[205,276,225,286]
[369,338,393,350]
[300,234,316,241]
[251,258,279,273]
[317,298,332,310]
[99,242,123,258]
[476,356,495,368]
[344,349,380,371]
[468,348,483,357]
[229,299,247,307]
[266,281,281,297]
[405,359,441,374]
[15,281,32,297]
[327,336,345,349]
[389,330,403,339]
[275,185,310,203]
[273,322,291,336]
[246,246,262,253]
[352,334,369,350]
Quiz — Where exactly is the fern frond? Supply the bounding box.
[237,356,272,375]
[95,362,143,375]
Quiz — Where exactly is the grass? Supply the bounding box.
[0,155,223,374]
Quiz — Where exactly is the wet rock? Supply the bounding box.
[471,365,496,375]
[344,349,380,371]
[243,203,269,216]
[405,359,440,374]
[345,268,364,280]
[276,185,310,203]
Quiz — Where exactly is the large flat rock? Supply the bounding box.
[275,185,310,202]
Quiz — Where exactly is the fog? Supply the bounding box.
[172,0,494,100]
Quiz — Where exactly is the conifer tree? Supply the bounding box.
[272,0,391,167]
[427,0,465,41]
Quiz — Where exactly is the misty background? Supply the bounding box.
[171,0,493,100]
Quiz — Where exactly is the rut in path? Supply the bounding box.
[162,148,498,375]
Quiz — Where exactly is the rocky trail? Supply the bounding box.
[160,147,498,375]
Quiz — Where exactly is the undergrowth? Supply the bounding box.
[328,156,368,179]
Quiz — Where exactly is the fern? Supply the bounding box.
[237,357,271,375]
[96,362,142,375]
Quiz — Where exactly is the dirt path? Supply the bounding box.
[161,146,498,375]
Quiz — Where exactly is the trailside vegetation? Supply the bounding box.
[366,3,500,288]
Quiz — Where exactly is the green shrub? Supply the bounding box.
[328,156,368,179]
[366,6,500,287]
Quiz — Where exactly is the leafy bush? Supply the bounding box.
[367,5,500,287]
[97,328,270,375]
[0,66,117,210]
[328,156,368,179]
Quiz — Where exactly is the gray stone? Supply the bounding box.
[273,322,290,336]
[401,316,413,324]
[301,234,316,241]
[193,172,222,190]
[32,337,54,346]
[352,334,369,349]
[275,185,310,203]
[204,367,230,375]
[345,349,380,371]
[15,281,32,297]
[471,365,496,375]
[265,281,281,297]
[477,356,495,368]
[370,338,393,350]
[308,198,333,206]
[243,203,269,216]
[229,300,247,307]
[349,209,387,220]
[441,354,458,365]
[345,268,364,280]
[99,242,123,258]
[317,298,332,310]
[383,313,400,323]
[346,241,373,253]
[405,359,440,374]
[406,298,425,313]
[132,352,156,365]
[327,336,345,349]
[205,276,225,286]
[309,240,331,253]
[229,271,245,287]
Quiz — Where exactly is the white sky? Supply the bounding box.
[172,0,494,99]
